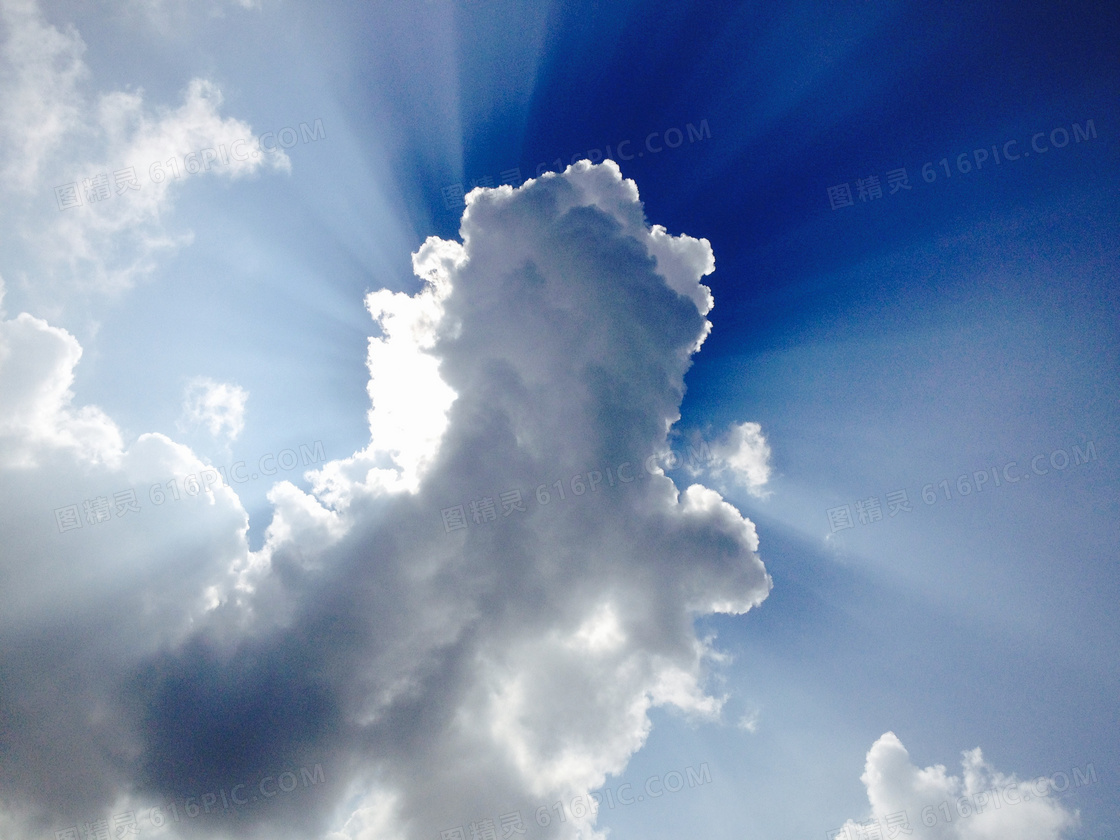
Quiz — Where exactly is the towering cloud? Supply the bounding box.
[0,161,770,840]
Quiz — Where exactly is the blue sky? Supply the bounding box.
[0,2,1116,840]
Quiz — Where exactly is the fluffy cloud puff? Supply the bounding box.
[834,732,1080,840]
[0,160,771,840]
[179,376,249,441]
[701,421,772,497]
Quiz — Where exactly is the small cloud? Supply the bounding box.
[179,376,247,440]
[737,709,760,733]
[707,421,773,497]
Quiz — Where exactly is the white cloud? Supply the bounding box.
[834,732,1080,840]
[39,76,289,294]
[0,0,86,191]
[737,709,760,733]
[701,421,773,497]
[0,293,252,832]
[0,278,121,467]
[179,376,248,440]
[0,0,288,298]
[309,243,460,505]
[213,160,769,840]
[0,161,770,840]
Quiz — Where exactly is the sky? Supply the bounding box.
[0,1,1117,840]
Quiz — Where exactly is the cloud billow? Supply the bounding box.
[831,732,1081,840]
[0,161,770,840]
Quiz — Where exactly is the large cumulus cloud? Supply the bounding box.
[0,160,771,840]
